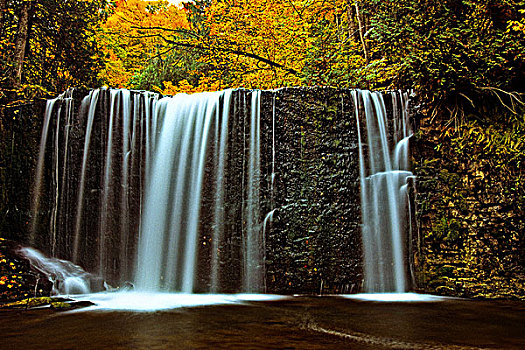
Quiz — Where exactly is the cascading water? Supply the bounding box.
[30,88,74,251]
[243,90,264,293]
[18,247,94,295]
[135,91,223,291]
[29,87,412,296]
[30,88,266,294]
[72,89,99,264]
[353,90,413,293]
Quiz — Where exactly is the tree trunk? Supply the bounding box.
[10,0,32,89]
[354,2,368,64]
[346,4,359,43]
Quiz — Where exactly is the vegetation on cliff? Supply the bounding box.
[415,103,525,300]
[0,237,51,302]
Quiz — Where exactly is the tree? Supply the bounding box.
[364,0,525,119]
[0,0,108,101]
[98,0,189,88]
[123,0,367,91]
[8,0,33,88]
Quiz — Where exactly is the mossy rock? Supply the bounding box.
[435,285,456,295]
[0,296,54,308]
[1,296,94,310]
[438,265,456,277]
[0,238,53,302]
[50,302,72,310]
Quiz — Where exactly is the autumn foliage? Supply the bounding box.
[98,0,367,93]
[0,0,523,107]
[99,0,189,88]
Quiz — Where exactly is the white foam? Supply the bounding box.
[234,293,285,301]
[341,293,448,302]
[62,276,90,295]
[69,292,287,312]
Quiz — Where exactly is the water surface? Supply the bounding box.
[1,295,523,349]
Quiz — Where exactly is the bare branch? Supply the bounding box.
[147,46,177,62]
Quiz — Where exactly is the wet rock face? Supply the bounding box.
[264,88,362,294]
[0,102,45,243]
[412,110,525,300]
[2,87,365,294]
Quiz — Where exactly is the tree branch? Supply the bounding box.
[130,25,195,37]
[163,37,299,76]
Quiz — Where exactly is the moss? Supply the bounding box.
[414,108,525,300]
[50,302,72,309]
[1,296,54,308]
[439,265,455,277]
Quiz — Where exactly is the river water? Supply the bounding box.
[1,295,523,349]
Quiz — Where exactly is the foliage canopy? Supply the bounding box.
[2,0,524,113]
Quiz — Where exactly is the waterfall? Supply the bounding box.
[352,90,413,293]
[135,92,220,291]
[243,90,264,293]
[30,87,412,295]
[134,89,265,292]
[19,247,93,295]
[210,90,233,292]
[31,88,269,293]
[72,89,99,264]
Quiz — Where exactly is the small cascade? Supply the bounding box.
[72,89,99,264]
[18,247,96,295]
[98,90,118,277]
[353,90,413,293]
[210,91,233,293]
[262,209,276,245]
[270,93,277,208]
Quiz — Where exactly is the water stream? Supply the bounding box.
[353,90,413,293]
